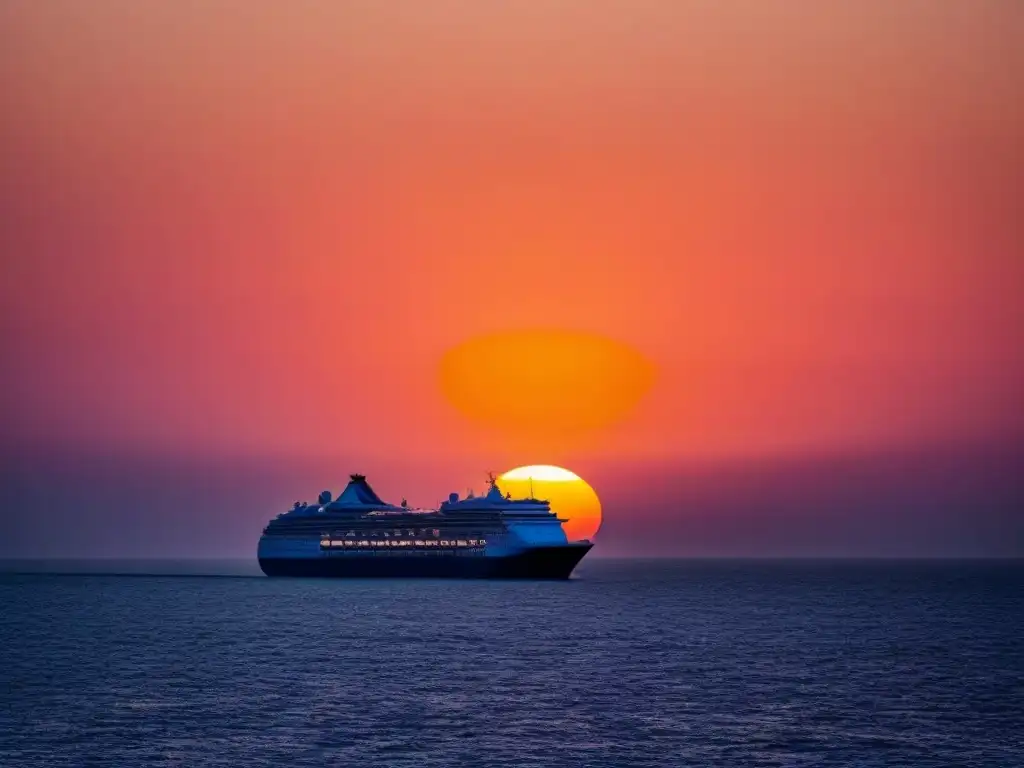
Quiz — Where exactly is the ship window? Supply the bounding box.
[414,540,424,546]
[468,539,477,546]
[457,539,467,547]
[439,540,449,546]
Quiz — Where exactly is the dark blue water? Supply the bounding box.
[1,560,1021,767]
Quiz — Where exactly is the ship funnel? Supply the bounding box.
[448,492,460,504]
[318,490,332,505]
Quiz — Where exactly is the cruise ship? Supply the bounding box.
[257,473,594,579]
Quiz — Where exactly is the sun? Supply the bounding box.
[498,465,602,542]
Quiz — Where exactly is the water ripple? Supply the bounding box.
[1,560,1021,767]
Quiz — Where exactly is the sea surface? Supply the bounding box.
[1,559,1021,767]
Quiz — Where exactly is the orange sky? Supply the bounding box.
[1,1,1021,496]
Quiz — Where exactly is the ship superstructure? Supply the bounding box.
[257,473,592,578]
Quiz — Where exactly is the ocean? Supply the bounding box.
[1,559,1021,767]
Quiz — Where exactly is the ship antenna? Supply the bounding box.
[529,476,534,499]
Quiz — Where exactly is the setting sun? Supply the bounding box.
[499,465,602,542]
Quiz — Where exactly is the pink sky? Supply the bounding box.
[0,2,1021,553]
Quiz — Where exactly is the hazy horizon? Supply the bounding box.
[2,436,1020,560]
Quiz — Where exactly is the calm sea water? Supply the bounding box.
[1,559,1021,767]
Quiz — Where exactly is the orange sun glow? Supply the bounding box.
[439,330,656,437]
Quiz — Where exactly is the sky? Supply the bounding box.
[1,1,1021,557]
